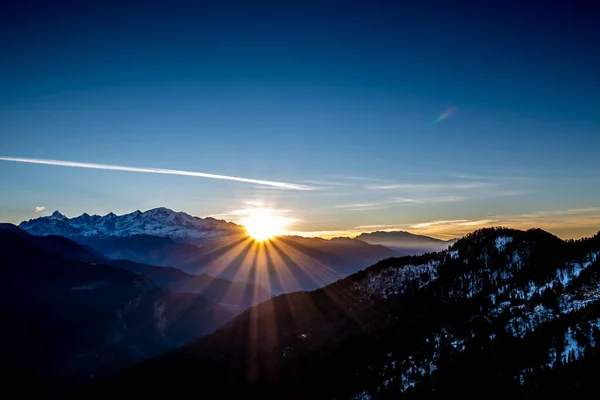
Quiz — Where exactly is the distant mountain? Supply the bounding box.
[19,207,243,242]
[19,208,399,294]
[71,233,395,294]
[173,235,398,294]
[0,225,235,394]
[82,227,600,399]
[355,230,456,254]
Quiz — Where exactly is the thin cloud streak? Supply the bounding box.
[392,196,467,204]
[339,206,389,211]
[353,224,407,230]
[430,106,457,125]
[516,207,600,218]
[297,180,355,187]
[291,207,600,241]
[403,207,600,239]
[334,196,468,211]
[327,175,389,182]
[0,157,314,191]
[287,229,365,238]
[334,202,382,209]
[410,219,472,229]
[367,182,491,191]
[450,172,538,182]
[35,206,46,213]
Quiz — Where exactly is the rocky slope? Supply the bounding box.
[80,227,600,398]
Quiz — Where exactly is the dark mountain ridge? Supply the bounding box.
[80,227,600,399]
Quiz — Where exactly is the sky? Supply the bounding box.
[1,0,600,240]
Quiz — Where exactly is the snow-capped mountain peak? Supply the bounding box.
[19,207,243,242]
[49,210,68,221]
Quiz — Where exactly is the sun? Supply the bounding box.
[240,210,290,241]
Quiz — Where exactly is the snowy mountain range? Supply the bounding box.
[19,207,243,242]
[18,207,399,294]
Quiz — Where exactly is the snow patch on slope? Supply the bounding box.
[495,236,513,252]
[356,260,440,299]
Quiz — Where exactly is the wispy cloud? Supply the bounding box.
[485,189,534,197]
[297,180,355,187]
[291,207,600,241]
[363,173,534,206]
[334,202,383,209]
[391,196,467,204]
[353,224,408,230]
[313,191,360,197]
[409,219,472,229]
[334,195,468,211]
[339,206,389,211]
[212,206,297,221]
[396,219,499,239]
[326,175,389,183]
[229,208,295,216]
[430,106,457,125]
[403,207,600,239]
[450,172,537,182]
[367,182,490,191]
[0,157,314,191]
[514,207,600,218]
[35,206,46,213]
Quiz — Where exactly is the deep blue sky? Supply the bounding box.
[1,0,600,239]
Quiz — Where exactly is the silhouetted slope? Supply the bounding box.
[0,225,234,393]
[81,227,600,399]
[0,222,106,264]
[2,223,271,309]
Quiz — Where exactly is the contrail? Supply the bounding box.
[0,157,314,190]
